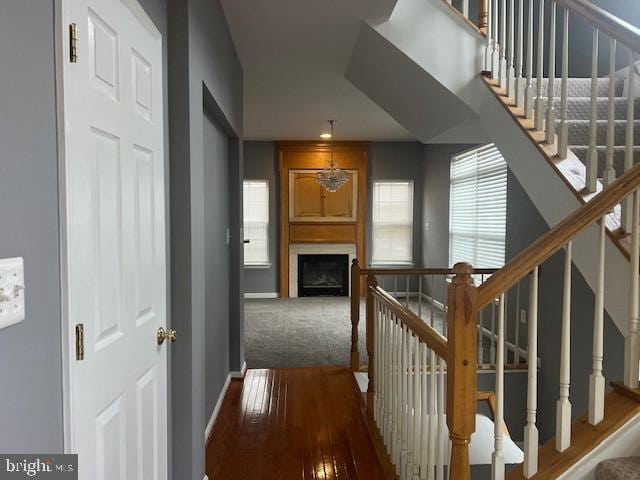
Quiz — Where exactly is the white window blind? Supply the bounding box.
[243,180,270,266]
[449,144,507,269]
[372,181,414,265]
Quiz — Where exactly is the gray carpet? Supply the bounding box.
[245,296,447,369]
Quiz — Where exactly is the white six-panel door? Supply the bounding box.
[60,0,168,478]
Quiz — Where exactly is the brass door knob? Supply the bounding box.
[157,327,177,345]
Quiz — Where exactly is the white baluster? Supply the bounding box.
[392,316,400,466]
[558,8,570,158]
[491,293,506,480]
[556,241,572,452]
[387,311,394,446]
[545,0,557,145]
[486,0,494,73]
[374,299,380,425]
[535,0,546,132]
[515,282,521,364]
[589,218,606,426]
[435,355,447,480]
[499,0,508,88]
[604,38,618,187]
[428,347,437,480]
[490,300,497,365]
[515,0,525,107]
[407,333,415,479]
[625,190,640,388]
[412,336,422,480]
[420,342,429,480]
[586,29,600,193]
[462,0,469,19]
[507,0,516,97]
[524,0,535,119]
[492,0,501,77]
[524,268,539,478]
[401,324,408,478]
[382,305,388,427]
[479,306,485,365]
[622,50,637,232]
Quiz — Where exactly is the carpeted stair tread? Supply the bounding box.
[550,97,640,121]
[559,119,640,146]
[534,77,625,97]
[570,146,640,177]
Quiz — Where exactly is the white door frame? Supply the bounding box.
[53,0,168,454]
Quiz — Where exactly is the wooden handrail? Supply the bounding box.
[557,0,640,53]
[477,162,640,310]
[369,284,449,360]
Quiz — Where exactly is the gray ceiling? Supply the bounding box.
[220,0,416,141]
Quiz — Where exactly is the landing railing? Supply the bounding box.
[366,265,478,480]
[350,262,530,373]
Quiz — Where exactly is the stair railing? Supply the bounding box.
[366,265,479,480]
[350,262,525,372]
[481,0,640,232]
[475,162,640,479]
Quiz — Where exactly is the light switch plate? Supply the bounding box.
[0,257,25,329]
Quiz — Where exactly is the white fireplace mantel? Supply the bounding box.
[288,243,357,298]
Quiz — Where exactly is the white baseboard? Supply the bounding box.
[204,476,209,480]
[204,373,231,443]
[244,292,279,299]
[230,361,247,379]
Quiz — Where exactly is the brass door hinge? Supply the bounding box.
[75,324,85,360]
[69,23,78,63]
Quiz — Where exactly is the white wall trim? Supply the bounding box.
[231,361,247,379]
[204,373,232,443]
[244,292,279,299]
[203,475,209,480]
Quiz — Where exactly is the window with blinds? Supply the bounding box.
[372,181,414,265]
[449,144,507,269]
[243,180,270,266]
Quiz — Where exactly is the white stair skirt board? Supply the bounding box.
[557,412,640,480]
[244,292,279,299]
[204,374,232,443]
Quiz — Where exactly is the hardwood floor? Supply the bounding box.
[205,367,389,480]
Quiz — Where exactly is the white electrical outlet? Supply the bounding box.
[0,257,25,329]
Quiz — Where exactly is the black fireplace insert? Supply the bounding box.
[298,254,349,297]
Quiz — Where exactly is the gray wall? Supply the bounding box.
[243,142,280,294]
[203,110,231,423]
[168,1,243,479]
[422,144,479,269]
[242,141,425,294]
[368,142,425,267]
[0,0,63,453]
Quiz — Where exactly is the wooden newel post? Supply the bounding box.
[366,273,377,417]
[479,0,489,34]
[350,259,361,371]
[446,263,478,480]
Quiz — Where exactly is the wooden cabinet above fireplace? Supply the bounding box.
[279,142,368,297]
[289,170,358,222]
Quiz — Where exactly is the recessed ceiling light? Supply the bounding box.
[320,133,332,139]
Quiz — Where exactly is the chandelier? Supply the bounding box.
[316,120,349,193]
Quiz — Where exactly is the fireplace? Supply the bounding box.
[297,254,349,297]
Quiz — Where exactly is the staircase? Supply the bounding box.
[346,0,640,479]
